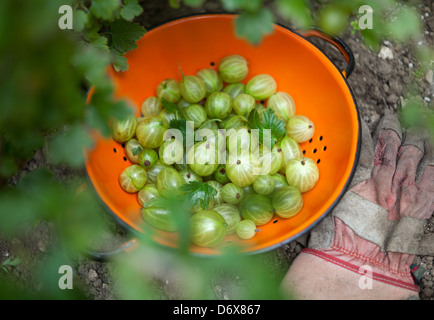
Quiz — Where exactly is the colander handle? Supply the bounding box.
[83,238,138,261]
[299,28,355,79]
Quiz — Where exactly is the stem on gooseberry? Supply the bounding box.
[178,61,185,78]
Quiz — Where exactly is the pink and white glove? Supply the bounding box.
[282,111,434,300]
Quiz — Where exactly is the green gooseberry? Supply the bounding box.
[219,55,249,83]
[119,164,147,193]
[136,115,168,149]
[233,93,255,117]
[141,97,163,117]
[196,68,223,96]
[156,79,181,104]
[112,114,137,143]
[180,75,207,103]
[246,74,277,101]
[223,83,245,99]
[124,139,143,164]
[138,148,158,168]
[205,92,233,120]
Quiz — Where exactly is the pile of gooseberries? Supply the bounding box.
[113,54,319,248]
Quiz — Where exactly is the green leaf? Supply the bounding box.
[90,0,121,21]
[73,9,88,32]
[109,19,146,54]
[161,97,179,113]
[72,44,112,89]
[235,7,275,45]
[90,35,110,52]
[121,0,143,21]
[180,181,217,210]
[248,108,285,148]
[111,49,129,72]
[132,147,142,156]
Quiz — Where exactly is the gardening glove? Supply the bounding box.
[282,111,434,300]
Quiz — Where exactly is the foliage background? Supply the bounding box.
[0,0,432,299]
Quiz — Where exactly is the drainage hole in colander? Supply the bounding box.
[113,148,117,153]
[303,150,306,155]
[319,136,323,141]
[313,148,317,153]
[317,159,321,164]
[309,138,313,143]
[323,146,327,151]
[273,219,278,224]
[210,61,215,66]
[123,156,127,162]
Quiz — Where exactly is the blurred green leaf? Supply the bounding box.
[275,0,313,28]
[318,4,350,35]
[71,44,112,89]
[235,7,275,45]
[385,7,422,42]
[90,0,121,20]
[73,9,88,32]
[121,0,144,21]
[46,124,94,168]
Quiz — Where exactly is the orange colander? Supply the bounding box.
[85,14,361,257]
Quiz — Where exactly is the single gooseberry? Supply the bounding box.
[218,55,249,84]
[180,75,207,103]
[119,164,147,193]
[272,185,303,218]
[221,183,244,205]
[205,92,233,120]
[136,115,168,149]
[285,157,319,193]
[112,114,137,143]
[235,219,257,240]
[245,74,277,101]
[233,93,255,117]
[286,115,315,143]
[267,92,296,122]
[212,204,241,235]
[138,148,159,168]
[196,68,223,96]
[141,97,163,117]
[124,139,143,164]
[190,210,227,248]
[156,79,181,104]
